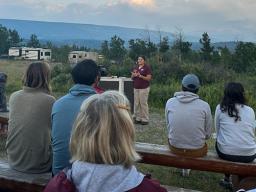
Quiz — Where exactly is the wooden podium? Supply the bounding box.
[99,77,134,112]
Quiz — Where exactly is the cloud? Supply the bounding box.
[127,0,156,9]
[0,0,256,41]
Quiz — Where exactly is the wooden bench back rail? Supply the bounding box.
[0,112,9,125]
[135,142,256,177]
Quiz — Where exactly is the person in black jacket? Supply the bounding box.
[0,72,8,112]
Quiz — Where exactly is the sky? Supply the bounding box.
[0,0,256,42]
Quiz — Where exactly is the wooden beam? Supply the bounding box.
[135,142,256,177]
[0,160,51,192]
[0,112,8,124]
[0,160,195,192]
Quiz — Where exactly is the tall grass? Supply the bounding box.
[149,77,256,113]
[0,60,28,95]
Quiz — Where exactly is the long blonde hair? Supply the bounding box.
[70,90,140,168]
[22,62,51,93]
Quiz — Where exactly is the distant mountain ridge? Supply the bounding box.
[0,19,238,50]
[0,19,174,43]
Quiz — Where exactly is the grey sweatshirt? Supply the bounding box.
[165,91,212,149]
[215,104,256,156]
[70,161,144,192]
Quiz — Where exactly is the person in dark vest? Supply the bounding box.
[0,72,8,112]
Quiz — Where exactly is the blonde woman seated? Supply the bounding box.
[69,91,167,192]
[6,62,55,173]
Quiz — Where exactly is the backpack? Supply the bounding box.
[43,168,76,192]
[127,174,168,192]
[0,73,7,83]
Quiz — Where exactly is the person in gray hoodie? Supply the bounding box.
[68,91,167,192]
[165,74,212,158]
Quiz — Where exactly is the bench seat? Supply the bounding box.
[135,142,256,177]
[0,159,198,192]
[0,160,51,192]
[0,112,9,124]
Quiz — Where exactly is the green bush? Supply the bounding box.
[51,63,72,93]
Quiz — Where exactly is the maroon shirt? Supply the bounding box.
[93,85,104,94]
[127,175,167,192]
[132,64,152,89]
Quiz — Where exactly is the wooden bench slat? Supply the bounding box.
[135,142,256,177]
[0,160,196,192]
[0,160,51,185]
[0,160,51,192]
[0,112,9,124]
[164,185,201,192]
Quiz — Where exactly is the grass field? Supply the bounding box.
[0,59,229,192]
[0,59,28,97]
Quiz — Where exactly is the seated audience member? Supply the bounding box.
[165,74,212,176]
[0,72,8,112]
[6,62,55,173]
[165,74,212,157]
[215,82,256,189]
[51,59,98,175]
[68,91,167,192]
[93,67,104,94]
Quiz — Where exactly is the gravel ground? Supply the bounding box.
[135,109,168,145]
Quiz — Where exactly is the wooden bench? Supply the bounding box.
[0,112,8,135]
[0,159,199,192]
[0,160,51,192]
[0,112,9,124]
[135,142,256,191]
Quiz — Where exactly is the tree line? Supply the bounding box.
[99,32,256,74]
[0,24,44,55]
[1,24,256,74]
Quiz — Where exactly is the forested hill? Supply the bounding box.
[0,19,173,42]
[0,19,237,50]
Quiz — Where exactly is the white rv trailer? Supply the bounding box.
[8,47,51,60]
[68,51,98,64]
[22,48,51,60]
[8,47,22,57]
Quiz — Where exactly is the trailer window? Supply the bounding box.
[41,52,43,56]
[45,52,51,56]
[73,55,76,58]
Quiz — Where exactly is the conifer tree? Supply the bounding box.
[199,32,214,62]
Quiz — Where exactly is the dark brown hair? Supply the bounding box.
[138,55,146,61]
[23,62,51,93]
[220,82,246,122]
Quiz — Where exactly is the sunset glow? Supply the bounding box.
[129,0,155,8]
